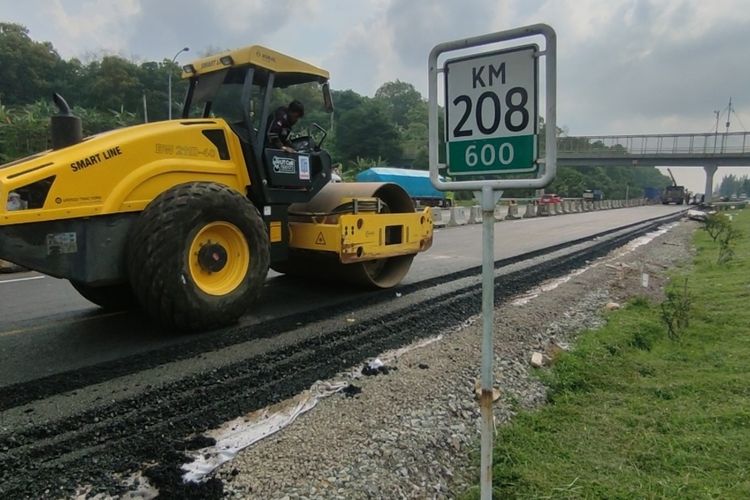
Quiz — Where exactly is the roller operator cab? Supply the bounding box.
[0,45,433,331]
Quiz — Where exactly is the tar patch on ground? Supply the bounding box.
[342,384,363,397]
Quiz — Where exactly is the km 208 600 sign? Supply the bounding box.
[445,45,538,175]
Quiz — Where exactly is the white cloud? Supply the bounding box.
[2,0,749,189]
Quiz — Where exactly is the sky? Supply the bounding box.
[2,0,749,192]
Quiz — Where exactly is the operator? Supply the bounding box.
[267,100,305,153]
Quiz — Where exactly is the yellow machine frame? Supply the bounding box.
[290,208,432,263]
[0,43,433,329]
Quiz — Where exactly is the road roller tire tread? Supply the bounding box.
[126,182,269,331]
[70,281,136,311]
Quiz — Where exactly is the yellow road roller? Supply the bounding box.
[0,45,433,330]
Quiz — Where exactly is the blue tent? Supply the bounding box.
[355,168,444,200]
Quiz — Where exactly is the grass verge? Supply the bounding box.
[468,209,750,498]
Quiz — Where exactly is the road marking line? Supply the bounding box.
[0,310,128,338]
[0,275,45,284]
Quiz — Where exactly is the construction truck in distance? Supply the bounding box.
[0,45,433,331]
[661,167,686,205]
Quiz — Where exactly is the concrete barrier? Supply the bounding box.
[554,202,563,215]
[432,208,447,227]
[468,205,482,224]
[494,205,508,221]
[448,207,469,227]
[538,203,551,216]
[506,204,520,219]
[523,203,536,218]
[562,200,571,213]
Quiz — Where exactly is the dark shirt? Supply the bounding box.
[267,106,293,149]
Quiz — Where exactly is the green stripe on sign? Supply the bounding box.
[448,134,537,175]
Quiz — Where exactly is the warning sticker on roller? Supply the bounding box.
[315,232,326,245]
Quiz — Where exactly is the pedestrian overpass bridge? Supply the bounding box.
[542,131,750,201]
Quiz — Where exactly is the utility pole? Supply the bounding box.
[720,97,733,153]
[714,110,721,134]
[713,109,720,151]
[168,47,190,120]
[725,97,733,134]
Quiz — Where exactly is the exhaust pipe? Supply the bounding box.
[50,93,82,150]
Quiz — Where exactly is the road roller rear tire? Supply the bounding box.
[70,281,135,311]
[126,182,270,331]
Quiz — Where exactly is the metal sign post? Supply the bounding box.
[428,24,557,500]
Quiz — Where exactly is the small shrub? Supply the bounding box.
[717,224,742,264]
[703,213,730,242]
[660,277,692,340]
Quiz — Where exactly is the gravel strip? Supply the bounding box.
[216,220,696,499]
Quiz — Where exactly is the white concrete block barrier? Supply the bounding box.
[448,206,469,227]
[506,204,521,219]
[432,208,447,227]
[538,203,551,216]
[468,205,482,224]
[522,203,536,218]
[494,205,508,221]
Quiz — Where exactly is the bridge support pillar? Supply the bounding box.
[704,165,718,203]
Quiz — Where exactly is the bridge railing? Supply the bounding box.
[553,132,750,157]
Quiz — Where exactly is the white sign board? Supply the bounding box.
[445,45,538,175]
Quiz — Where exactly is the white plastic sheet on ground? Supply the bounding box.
[180,333,446,484]
[181,380,348,483]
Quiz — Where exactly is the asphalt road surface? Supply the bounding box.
[0,205,683,387]
[0,204,686,499]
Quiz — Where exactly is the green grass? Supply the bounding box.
[467,209,750,499]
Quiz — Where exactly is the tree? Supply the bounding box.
[331,89,365,115]
[336,99,401,164]
[82,56,142,112]
[137,60,185,122]
[374,80,424,129]
[0,23,64,105]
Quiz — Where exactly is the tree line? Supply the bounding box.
[0,22,670,197]
[717,174,750,198]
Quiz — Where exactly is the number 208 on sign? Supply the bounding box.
[445,45,538,175]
